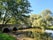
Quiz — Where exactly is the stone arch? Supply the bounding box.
[13,27,17,32]
[2,27,10,33]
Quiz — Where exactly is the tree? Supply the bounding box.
[29,9,53,30]
[29,14,42,27]
[0,0,31,24]
[41,9,53,29]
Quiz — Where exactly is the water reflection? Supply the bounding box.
[45,30,53,33]
[45,30,53,37]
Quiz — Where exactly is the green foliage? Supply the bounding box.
[0,0,31,24]
[26,9,53,40]
[29,9,53,30]
[0,33,16,40]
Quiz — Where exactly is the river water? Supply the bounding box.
[45,30,53,37]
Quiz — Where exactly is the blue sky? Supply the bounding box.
[29,0,53,14]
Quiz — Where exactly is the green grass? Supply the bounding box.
[0,33,16,40]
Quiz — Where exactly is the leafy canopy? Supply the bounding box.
[0,0,31,24]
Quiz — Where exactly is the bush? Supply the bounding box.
[0,33,16,40]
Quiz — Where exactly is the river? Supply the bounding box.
[45,30,53,37]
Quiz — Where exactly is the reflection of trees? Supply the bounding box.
[32,32,52,40]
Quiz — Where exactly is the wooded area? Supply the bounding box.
[0,0,53,40]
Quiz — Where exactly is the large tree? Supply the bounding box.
[0,0,31,24]
[41,9,53,28]
[29,9,53,29]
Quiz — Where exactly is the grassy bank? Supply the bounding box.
[0,33,16,40]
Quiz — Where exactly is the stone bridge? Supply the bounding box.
[0,24,18,32]
[0,24,44,33]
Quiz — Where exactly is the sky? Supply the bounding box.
[29,0,53,14]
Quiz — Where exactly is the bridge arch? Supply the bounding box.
[2,27,10,33]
